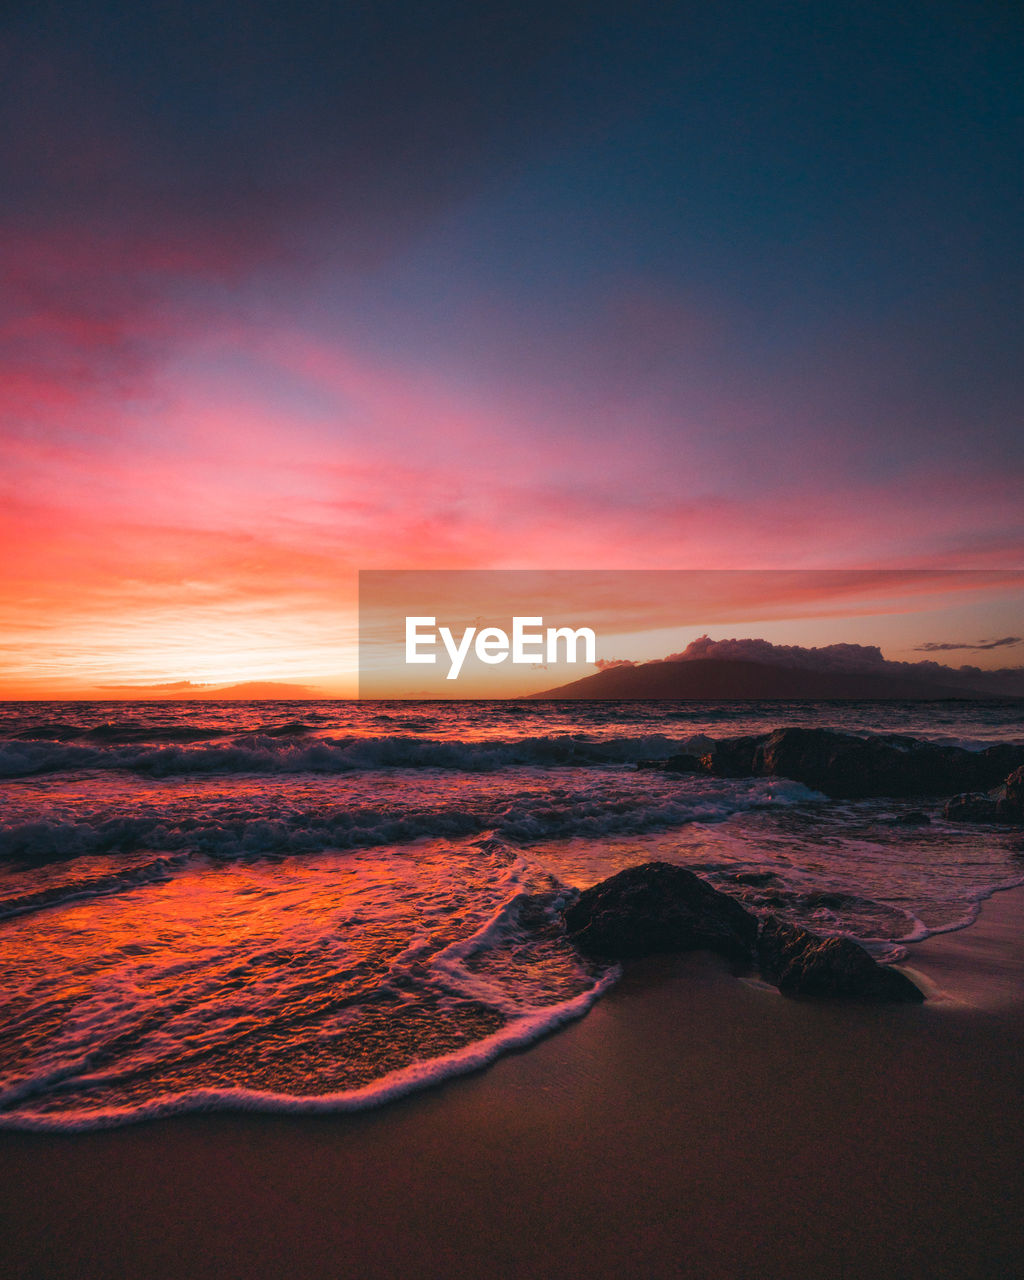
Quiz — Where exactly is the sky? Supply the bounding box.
[1,1,1021,696]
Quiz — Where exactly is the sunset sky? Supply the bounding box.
[1,2,1021,697]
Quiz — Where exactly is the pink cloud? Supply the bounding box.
[3,233,1023,696]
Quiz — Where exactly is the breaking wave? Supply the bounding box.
[0,841,618,1131]
[0,776,820,867]
[0,733,710,778]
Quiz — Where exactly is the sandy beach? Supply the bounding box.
[2,884,1022,1280]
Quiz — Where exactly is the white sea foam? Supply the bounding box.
[0,972,620,1133]
[0,836,618,1132]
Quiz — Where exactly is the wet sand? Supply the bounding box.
[2,888,1023,1280]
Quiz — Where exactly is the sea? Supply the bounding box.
[1,698,1022,1131]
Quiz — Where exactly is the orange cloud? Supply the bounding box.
[4,290,1024,698]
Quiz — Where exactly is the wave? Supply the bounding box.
[5,720,1022,781]
[0,845,619,1133]
[0,777,820,866]
[0,973,617,1132]
[0,732,714,778]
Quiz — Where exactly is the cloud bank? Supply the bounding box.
[653,636,1024,696]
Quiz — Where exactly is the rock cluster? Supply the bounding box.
[698,726,1023,800]
[602,731,1024,1001]
[563,861,924,1002]
[944,764,1024,824]
[641,725,1024,822]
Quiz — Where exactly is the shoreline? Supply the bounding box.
[898,877,1024,1009]
[2,884,1023,1279]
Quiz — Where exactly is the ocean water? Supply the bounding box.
[1,698,1022,1131]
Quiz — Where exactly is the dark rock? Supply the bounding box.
[698,735,761,778]
[980,744,1024,782]
[893,811,931,825]
[701,726,1011,799]
[562,863,924,1002]
[662,753,701,773]
[757,917,924,1002]
[1006,765,1024,817]
[562,861,757,960]
[944,792,1006,822]
[944,766,1024,823]
[634,752,701,773]
[634,753,700,773]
